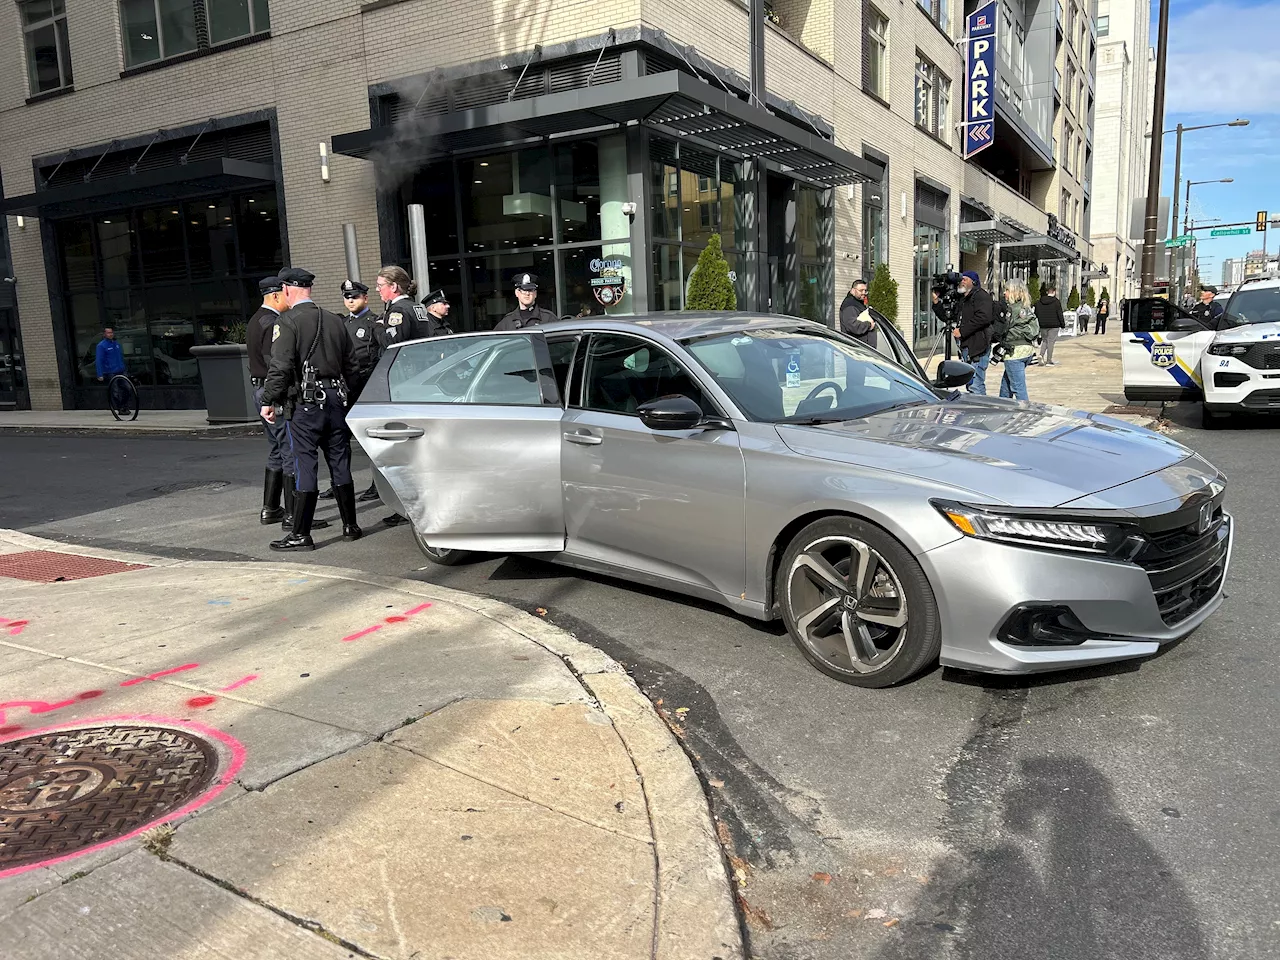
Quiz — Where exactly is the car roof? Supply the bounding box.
[535,312,830,340]
[1232,277,1280,291]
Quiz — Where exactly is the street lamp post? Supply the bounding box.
[1180,178,1234,298]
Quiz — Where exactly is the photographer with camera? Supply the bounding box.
[995,279,1040,401]
[951,271,994,395]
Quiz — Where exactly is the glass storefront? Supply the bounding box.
[56,188,281,394]
[401,134,634,330]
[913,222,948,346]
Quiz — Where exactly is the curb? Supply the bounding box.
[0,530,745,960]
[0,424,260,439]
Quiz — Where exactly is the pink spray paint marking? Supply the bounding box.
[0,714,247,881]
[120,663,200,687]
[0,690,103,727]
[0,617,29,637]
[219,675,259,692]
[187,696,217,708]
[341,602,434,642]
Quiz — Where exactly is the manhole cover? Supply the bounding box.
[0,551,149,583]
[152,480,232,494]
[0,725,220,873]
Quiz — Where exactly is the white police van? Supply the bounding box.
[1122,278,1280,427]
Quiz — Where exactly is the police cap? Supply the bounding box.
[514,272,539,291]
[259,276,284,295]
[277,267,316,288]
[1200,284,1218,295]
[341,279,369,297]
[423,288,449,306]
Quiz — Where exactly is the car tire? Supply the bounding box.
[777,516,941,688]
[412,526,474,566]
[1201,406,1231,430]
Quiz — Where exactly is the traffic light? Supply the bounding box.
[1257,210,1269,232]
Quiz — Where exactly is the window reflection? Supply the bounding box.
[461,148,554,253]
[467,251,555,329]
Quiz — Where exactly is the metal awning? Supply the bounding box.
[960,218,1026,245]
[999,233,1080,263]
[332,70,878,188]
[0,158,277,219]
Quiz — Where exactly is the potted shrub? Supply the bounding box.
[191,319,257,424]
[685,236,738,310]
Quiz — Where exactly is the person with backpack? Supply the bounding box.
[997,279,1040,401]
[1034,283,1066,364]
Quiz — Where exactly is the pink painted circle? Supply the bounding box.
[0,718,245,878]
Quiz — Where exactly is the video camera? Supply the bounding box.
[930,269,963,328]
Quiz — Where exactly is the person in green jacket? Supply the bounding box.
[997,280,1040,401]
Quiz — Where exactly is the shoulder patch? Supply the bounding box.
[272,324,280,342]
[356,327,366,339]
[388,312,403,326]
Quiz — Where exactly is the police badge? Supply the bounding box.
[388,312,403,326]
[356,328,366,339]
[272,324,280,341]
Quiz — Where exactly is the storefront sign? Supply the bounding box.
[589,258,627,307]
[964,1,998,160]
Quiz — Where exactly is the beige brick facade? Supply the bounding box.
[1,0,1090,409]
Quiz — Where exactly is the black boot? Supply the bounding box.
[357,480,381,503]
[271,491,319,551]
[382,512,410,527]
[282,483,329,531]
[260,468,285,524]
[334,482,363,541]
[318,487,336,500]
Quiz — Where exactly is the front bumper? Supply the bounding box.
[1203,355,1280,412]
[918,514,1233,674]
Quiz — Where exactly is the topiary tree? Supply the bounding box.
[1067,285,1081,310]
[685,234,737,310]
[1085,285,1096,307]
[867,262,899,327]
[1028,273,1042,302]
[1099,285,1111,304]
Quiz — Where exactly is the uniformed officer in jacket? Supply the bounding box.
[341,279,383,503]
[374,265,422,348]
[260,267,362,551]
[248,276,330,533]
[495,273,558,330]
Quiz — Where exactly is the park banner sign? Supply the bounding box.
[964,1,998,160]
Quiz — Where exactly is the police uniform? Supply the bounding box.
[262,267,362,551]
[419,289,454,338]
[377,294,422,350]
[247,277,292,525]
[340,279,384,504]
[1191,286,1225,325]
[495,273,559,330]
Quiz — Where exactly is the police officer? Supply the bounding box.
[420,288,454,336]
[320,279,382,503]
[1191,285,1226,325]
[374,265,422,349]
[247,276,329,532]
[261,267,362,551]
[495,273,558,330]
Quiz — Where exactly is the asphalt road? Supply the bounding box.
[1,411,1276,960]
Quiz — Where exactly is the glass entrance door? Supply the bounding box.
[0,308,26,408]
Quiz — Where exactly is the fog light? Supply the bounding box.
[998,605,1095,646]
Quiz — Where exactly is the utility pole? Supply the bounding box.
[1139,0,1170,295]
[1169,123,1183,294]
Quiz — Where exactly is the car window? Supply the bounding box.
[1225,287,1280,325]
[546,337,579,401]
[683,328,935,422]
[580,333,711,416]
[388,335,546,405]
[1125,298,1206,332]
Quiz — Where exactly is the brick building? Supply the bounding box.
[1,0,1095,411]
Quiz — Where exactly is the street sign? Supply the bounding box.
[1167,235,1193,247]
[963,2,998,160]
[1210,227,1252,237]
[1257,210,1269,232]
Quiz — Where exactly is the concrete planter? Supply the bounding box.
[190,344,257,424]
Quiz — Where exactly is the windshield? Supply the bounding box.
[681,327,936,423]
[1225,288,1280,325]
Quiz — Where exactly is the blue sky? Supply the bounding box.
[1156,0,1279,276]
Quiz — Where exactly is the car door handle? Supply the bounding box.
[366,425,425,440]
[563,430,603,446]
[1128,338,1144,343]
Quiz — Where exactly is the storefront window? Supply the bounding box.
[652,245,683,312]
[467,251,555,329]
[913,222,948,345]
[237,192,281,273]
[650,138,680,241]
[680,148,719,248]
[560,245,633,318]
[460,148,554,253]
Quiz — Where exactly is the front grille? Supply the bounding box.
[1237,343,1280,370]
[1134,509,1230,627]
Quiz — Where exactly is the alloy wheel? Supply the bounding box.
[787,535,909,675]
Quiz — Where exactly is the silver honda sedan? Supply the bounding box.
[349,314,1232,687]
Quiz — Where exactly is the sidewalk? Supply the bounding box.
[0,531,742,960]
[1020,326,1162,426]
[0,410,258,437]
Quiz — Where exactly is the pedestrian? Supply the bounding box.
[953,271,995,395]
[838,279,880,351]
[94,327,128,408]
[260,267,362,551]
[1076,298,1093,335]
[1191,285,1225,325]
[248,277,326,531]
[318,279,383,504]
[1094,296,1110,334]
[495,273,558,330]
[997,279,1040,401]
[374,265,423,348]
[1034,283,1066,365]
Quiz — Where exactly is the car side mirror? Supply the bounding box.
[934,359,975,389]
[637,395,705,431]
[1169,315,1200,332]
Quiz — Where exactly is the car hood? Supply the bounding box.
[1211,320,1280,344]
[776,398,1193,508]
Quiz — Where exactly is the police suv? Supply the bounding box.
[1122,277,1280,427]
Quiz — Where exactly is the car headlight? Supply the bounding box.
[1208,343,1250,356]
[932,501,1130,555]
